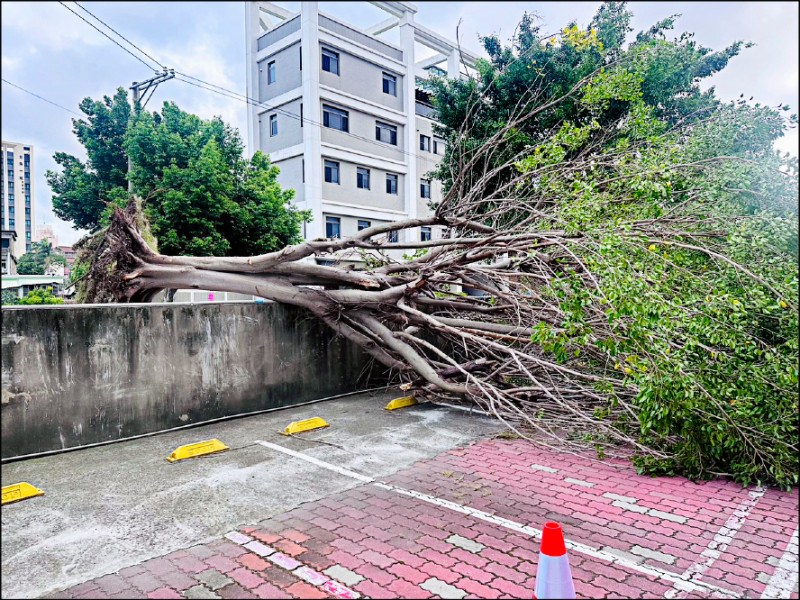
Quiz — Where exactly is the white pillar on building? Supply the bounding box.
[447,51,460,79]
[244,2,262,158]
[400,13,417,242]
[300,1,324,240]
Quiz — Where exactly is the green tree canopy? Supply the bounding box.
[425,1,754,199]
[16,240,67,275]
[47,90,308,257]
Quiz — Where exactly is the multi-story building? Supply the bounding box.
[59,245,77,278]
[245,1,478,254]
[0,141,34,259]
[34,224,59,248]
[1,229,18,275]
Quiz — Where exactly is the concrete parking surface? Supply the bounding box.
[2,389,798,599]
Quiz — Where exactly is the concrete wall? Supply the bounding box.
[259,98,304,154]
[319,102,405,161]
[318,42,405,112]
[320,157,405,212]
[1,302,386,458]
[258,41,302,101]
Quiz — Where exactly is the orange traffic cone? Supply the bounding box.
[533,522,576,599]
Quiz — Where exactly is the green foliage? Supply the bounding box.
[15,240,67,275]
[523,74,797,487]
[15,287,64,305]
[48,88,309,257]
[426,1,751,198]
[47,88,130,230]
[1,289,19,305]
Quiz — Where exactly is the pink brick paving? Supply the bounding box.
[43,439,798,599]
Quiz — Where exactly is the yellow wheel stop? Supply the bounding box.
[385,396,417,411]
[2,482,45,505]
[281,417,329,435]
[166,439,229,463]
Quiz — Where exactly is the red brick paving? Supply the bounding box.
[43,438,798,599]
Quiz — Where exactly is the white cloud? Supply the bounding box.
[1,1,109,51]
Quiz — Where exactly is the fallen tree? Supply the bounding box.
[76,50,798,488]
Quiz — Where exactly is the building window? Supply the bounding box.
[358,220,371,231]
[270,114,278,136]
[433,140,440,154]
[299,46,302,70]
[325,216,341,238]
[420,179,431,199]
[386,173,398,194]
[322,48,339,75]
[7,182,12,192]
[9,219,14,227]
[8,206,14,215]
[388,230,398,243]
[267,61,276,84]
[420,135,431,152]
[376,121,398,145]
[382,72,397,96]
[25,208,30,216]
[25,220,30,228]
[302,159,305,183]
[323,105,349,132]
[324,160,340,184]
[356,167,370,190]
[300,103,303,127]
[420,227,431,242]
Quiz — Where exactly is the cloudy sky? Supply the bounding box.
[2,1,798,246]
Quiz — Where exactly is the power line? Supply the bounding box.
[57,1,159,72]
[72,1,166,70]
[1,78,82,116]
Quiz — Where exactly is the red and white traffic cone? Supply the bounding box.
[533,522,576,599]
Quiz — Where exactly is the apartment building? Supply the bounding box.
[0,141,34,259]
[245,1,478,254]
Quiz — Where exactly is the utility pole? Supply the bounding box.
[128,67,175,193]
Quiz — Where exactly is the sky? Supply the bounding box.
[2,1,798,247]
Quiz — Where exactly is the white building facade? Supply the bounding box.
[1,141,34,259]
[245,1,478,251]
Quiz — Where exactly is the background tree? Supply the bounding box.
[15,287,64,305]
[15,240,67,275]
[75,10,797,487]
[425,1,752,203]
[47,90,308,257]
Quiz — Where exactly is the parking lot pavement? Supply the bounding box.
[1,390,501,599]
[25,428,799,599]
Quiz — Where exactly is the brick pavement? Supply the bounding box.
[43,438,799,599]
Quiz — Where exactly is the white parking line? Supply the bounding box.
[254,440,739,597]
[664,487,765,599]
[760,528,799,599]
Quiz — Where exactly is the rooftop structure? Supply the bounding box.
[245,1,480,255]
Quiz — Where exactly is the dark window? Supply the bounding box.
[358,220,371,231]
[270,114,278,137]
[302,159,305,183]
[322,48,339,75]
[420,227,431,242]
[7,182,13,191]
[8,170,13,179]
[300,103,303,127]
[8,206,14,215]
[323,105,349,131]
[420,135,431,152]
[25,220,30,228]
[388,230,398,243]
[386,173,398,194]
[23,147,29,151]
[25,208,30,216]
[9,219,14,227]
[324,160,340,184]
[420,180,431,199]
[299,46,302,70]
[267,61,276,84]
[356,167,370,190]
[433,140,439,154]
[376,121,398,145]
[325,216,341,238]
[382,72,397,96]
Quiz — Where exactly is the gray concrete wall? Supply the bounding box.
[319,102,405,161]
[1,302,386,458]
[318,43,405,112]
[274,156,305,203]
[259,98,304,154]
[320,157,405,212]
[258,41,302,101]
